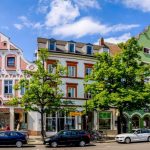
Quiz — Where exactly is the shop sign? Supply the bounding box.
[69,112,82,116]
[0,108,10,113]
[99,112,111,119]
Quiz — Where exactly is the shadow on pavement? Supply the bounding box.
[0,145,36,148]
[45,143,96,148]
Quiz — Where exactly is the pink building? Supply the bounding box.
[0,32,38,135]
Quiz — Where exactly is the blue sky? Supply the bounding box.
[0,0,150,61]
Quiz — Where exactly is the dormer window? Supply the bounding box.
[69,43,75,53]
[87,45,92,55]
[49,41,56,51]
[144,47,150,54]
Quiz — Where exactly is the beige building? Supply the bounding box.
[37,37,121,135]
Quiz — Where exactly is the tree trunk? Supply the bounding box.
[40,109,45,142]
[117,108,123,134]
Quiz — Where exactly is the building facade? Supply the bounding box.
[0,32,39,135]
[37,37,121,135]
[121,27,150,133]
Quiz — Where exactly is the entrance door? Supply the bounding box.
[122,116,128,133]
[57,118,65,131]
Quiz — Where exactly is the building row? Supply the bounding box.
[0,29,150,135]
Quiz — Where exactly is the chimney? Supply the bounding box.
[99,37,105,46]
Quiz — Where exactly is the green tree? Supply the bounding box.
[85,38,150,133]
[9,48,69,140]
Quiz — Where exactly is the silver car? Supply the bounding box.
[115,129,150,144]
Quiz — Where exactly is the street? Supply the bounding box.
[0,142,150,150]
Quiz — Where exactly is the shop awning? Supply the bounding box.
[0,108,10,113]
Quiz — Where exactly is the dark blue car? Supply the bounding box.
[44,130,91,147]
[0,131,27,148]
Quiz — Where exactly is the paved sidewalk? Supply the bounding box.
[27,136,115,145]
[28,136,43,145]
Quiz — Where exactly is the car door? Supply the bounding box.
[70,131,79,144]
[0,132,10,145]
[135,130,145,141]
[58,131,72,145]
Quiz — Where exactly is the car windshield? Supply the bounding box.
[130,130,138,133]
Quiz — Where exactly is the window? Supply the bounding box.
[20,86,25,95]
[103,48,109,53]
[68,66,76,77]
[7,57,15,67]
[4,80,13,94]
[87,45,92,55]
[99,112,111,129]
[67,61,78,77]
[67,83,77,98]
[144,47,150,54]
[85,67,92,76]
[84,92,92,99]
[68,87,75,98]
[48,64,55,73]
[69,43,75,53]
[84,63,93,76]
[49,42,56,51]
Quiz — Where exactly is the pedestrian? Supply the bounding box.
[5,124,10,131]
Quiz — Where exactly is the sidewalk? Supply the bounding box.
[28,136,43,145]
[27,136,115,145]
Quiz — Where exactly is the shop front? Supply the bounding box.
[123,110,150,132]
[0,107,28,131]
[46,111,81,135]
[0,108,10,130]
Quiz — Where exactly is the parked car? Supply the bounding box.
[115,128,150,144]
[0,131,28,148]
[44,130,90,147]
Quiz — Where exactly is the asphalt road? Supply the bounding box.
[0,142,150,150]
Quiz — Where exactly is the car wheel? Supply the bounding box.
[125,137,131,144]
[147,136,150,142]
[16,141,23,148]
[79,141,86,147]
[51,141,58,148]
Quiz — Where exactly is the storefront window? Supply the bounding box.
[0,113,10,130]
[99,112,111,129]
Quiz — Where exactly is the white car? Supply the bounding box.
[115,129,150,144]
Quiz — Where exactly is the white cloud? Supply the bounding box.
[52,17,139,38]
[73,0,100,9]
[14,16,43,30]
[122,0,150,12]
[14,24,23,30]
[45,0,80,27]
[37,0,50,14]
[108,0,150,12]
[104,33,131,44]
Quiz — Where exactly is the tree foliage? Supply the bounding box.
[9,48,72,139]
[85,38,150,133]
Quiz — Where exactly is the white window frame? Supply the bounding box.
[20,86,25,95]
[85,67,92,75]
[68,87,75,98]
[48,64,55,73]
[68,66,76,77]
[4,80,13,94]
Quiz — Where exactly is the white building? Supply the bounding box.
[37,37,121,135]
